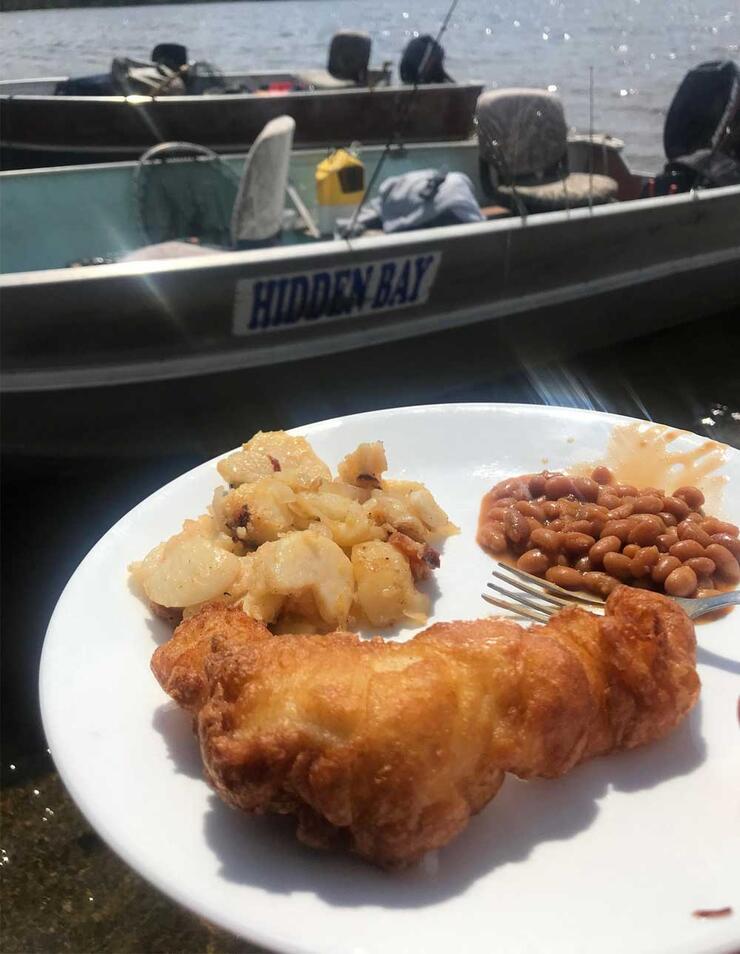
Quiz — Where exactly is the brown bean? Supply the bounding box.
[608,501,635,520]
[582,571,621,597]
[557,498,581,517]
[661,496,690,520]
[517,549,550,576]
[548,518,568,532]
[673,486,705,510]
[685,557,716,577]
[589,535,622,566]
[683,511,706,523]
[516,500,545,521]
[622,543,640,558]
[705,544,740,582]
[556,554,570,566]
[530,527,561,554]
[493,496,517,509]
[591,465,614,485]
[600,519,632,542]
[664,565,698,597]
[567,519,592,535]
[545,566,584,589]
[702,518,739,537]
[613,483,639,498]
[669,539,706,561]
[657,530,679,551]
[627,516,663,547]
[597,492,621,510]
[561,531,596,555]
[677,521,712,547]
[602,551,634,580]
[573,476,600,502]
[542,501,560,520]
[657,511,678,527]
[528,473,548,497]
[479,520,507,553]
[651,555,682,584]
[581,503,609,521]
[709,533,740,559]
[545,475,576,499]
[633,494,663,514]
[504,507,530,544]
[485,506,506,523]
[495,478,532,501]
[630,545,660,577]
[573,556,592,573]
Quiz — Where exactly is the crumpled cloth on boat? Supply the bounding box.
[339,168,484,236]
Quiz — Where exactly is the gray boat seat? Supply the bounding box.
[298,30,371,89]
[121,116,295,262]
[476,88,617,211]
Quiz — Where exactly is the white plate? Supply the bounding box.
[40,404,740,954]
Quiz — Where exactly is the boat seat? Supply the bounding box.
[476,88,618,212]
[120,240,220,262]
[298,30,371,89]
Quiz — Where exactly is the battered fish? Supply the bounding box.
[152,588,699,868]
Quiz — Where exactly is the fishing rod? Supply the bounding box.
[344,0,463,238]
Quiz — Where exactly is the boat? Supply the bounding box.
[0,33,483,169]
[2,73,739,397]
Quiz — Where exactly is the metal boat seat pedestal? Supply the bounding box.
[476,88,618,212]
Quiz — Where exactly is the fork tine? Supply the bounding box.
[490,569,575,609]
[481,592,551,623]
[495,562,604,607]
[486,582,558,619]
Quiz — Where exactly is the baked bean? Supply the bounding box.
[627,516,663,547]
[705,544,740,583]
[530,527,561,554]
[567,519,594,536]
[528,473,548,497]
[652,554,682,584]
[493,496,517,509]
[633,494,663,514]
[677,521,712,547]
[545,475,576,499]
[673,486,705,510]
[630,545,660,577]
[581,503,609,520]
[657,511,678,527]
[548,518,568,532]
[683,511,706,523]
[486,506,507,523]
[613,483,639,498]
[702,518,739,537]
[661,496,690,520]
[656,533,677,552]
[573,476,599,502]
[527,517,544,535]
[709,533,740,559]
[562,531,596,555]
[669,539,706,562]
[557,498,581,517]
[542,501,561,520]
[622,543,640,559]
[642,487,665,497]
[598,492,621,511]
[516,500,545,521]
[664,565,698,597]
[591,465,614,485]
[601,519,632,542]
[608,501,635,520]
[685,557,716,577]
[602,551,634,580]
[504,507,530,545]
[479,521,507,552]
[589,535,622,566]
[573,556,592,573]
[556,554,570,566]
[582,571,620,596]
[517,549,550,576]
[545,566,584,589]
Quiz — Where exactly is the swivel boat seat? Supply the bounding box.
[476,88,618,213]
[298,31,371,90]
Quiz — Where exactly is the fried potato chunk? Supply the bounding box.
[218,432,331,489]
[352,540,428,626]
[337,441,388,489]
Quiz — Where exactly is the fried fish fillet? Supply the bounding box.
[152,588,699,868]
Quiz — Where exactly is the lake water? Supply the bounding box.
[0,0,737,169]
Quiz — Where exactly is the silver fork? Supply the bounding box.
[482,562,740,622]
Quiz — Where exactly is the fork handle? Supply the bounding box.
[688,590,740,619]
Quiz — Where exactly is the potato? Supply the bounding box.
[132,532,241,608]
[352,540,429,627]
[213,477,296,544]
[290,491,384,549]
[338,441,388,489]
[372,480,457,542]
[239,531,354,628]
[217,431,331,488]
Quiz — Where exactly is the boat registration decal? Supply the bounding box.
[232,252,441,335]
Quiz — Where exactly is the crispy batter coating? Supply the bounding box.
[152,589,699,869]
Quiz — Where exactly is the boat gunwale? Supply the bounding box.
[2,182,738,288]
